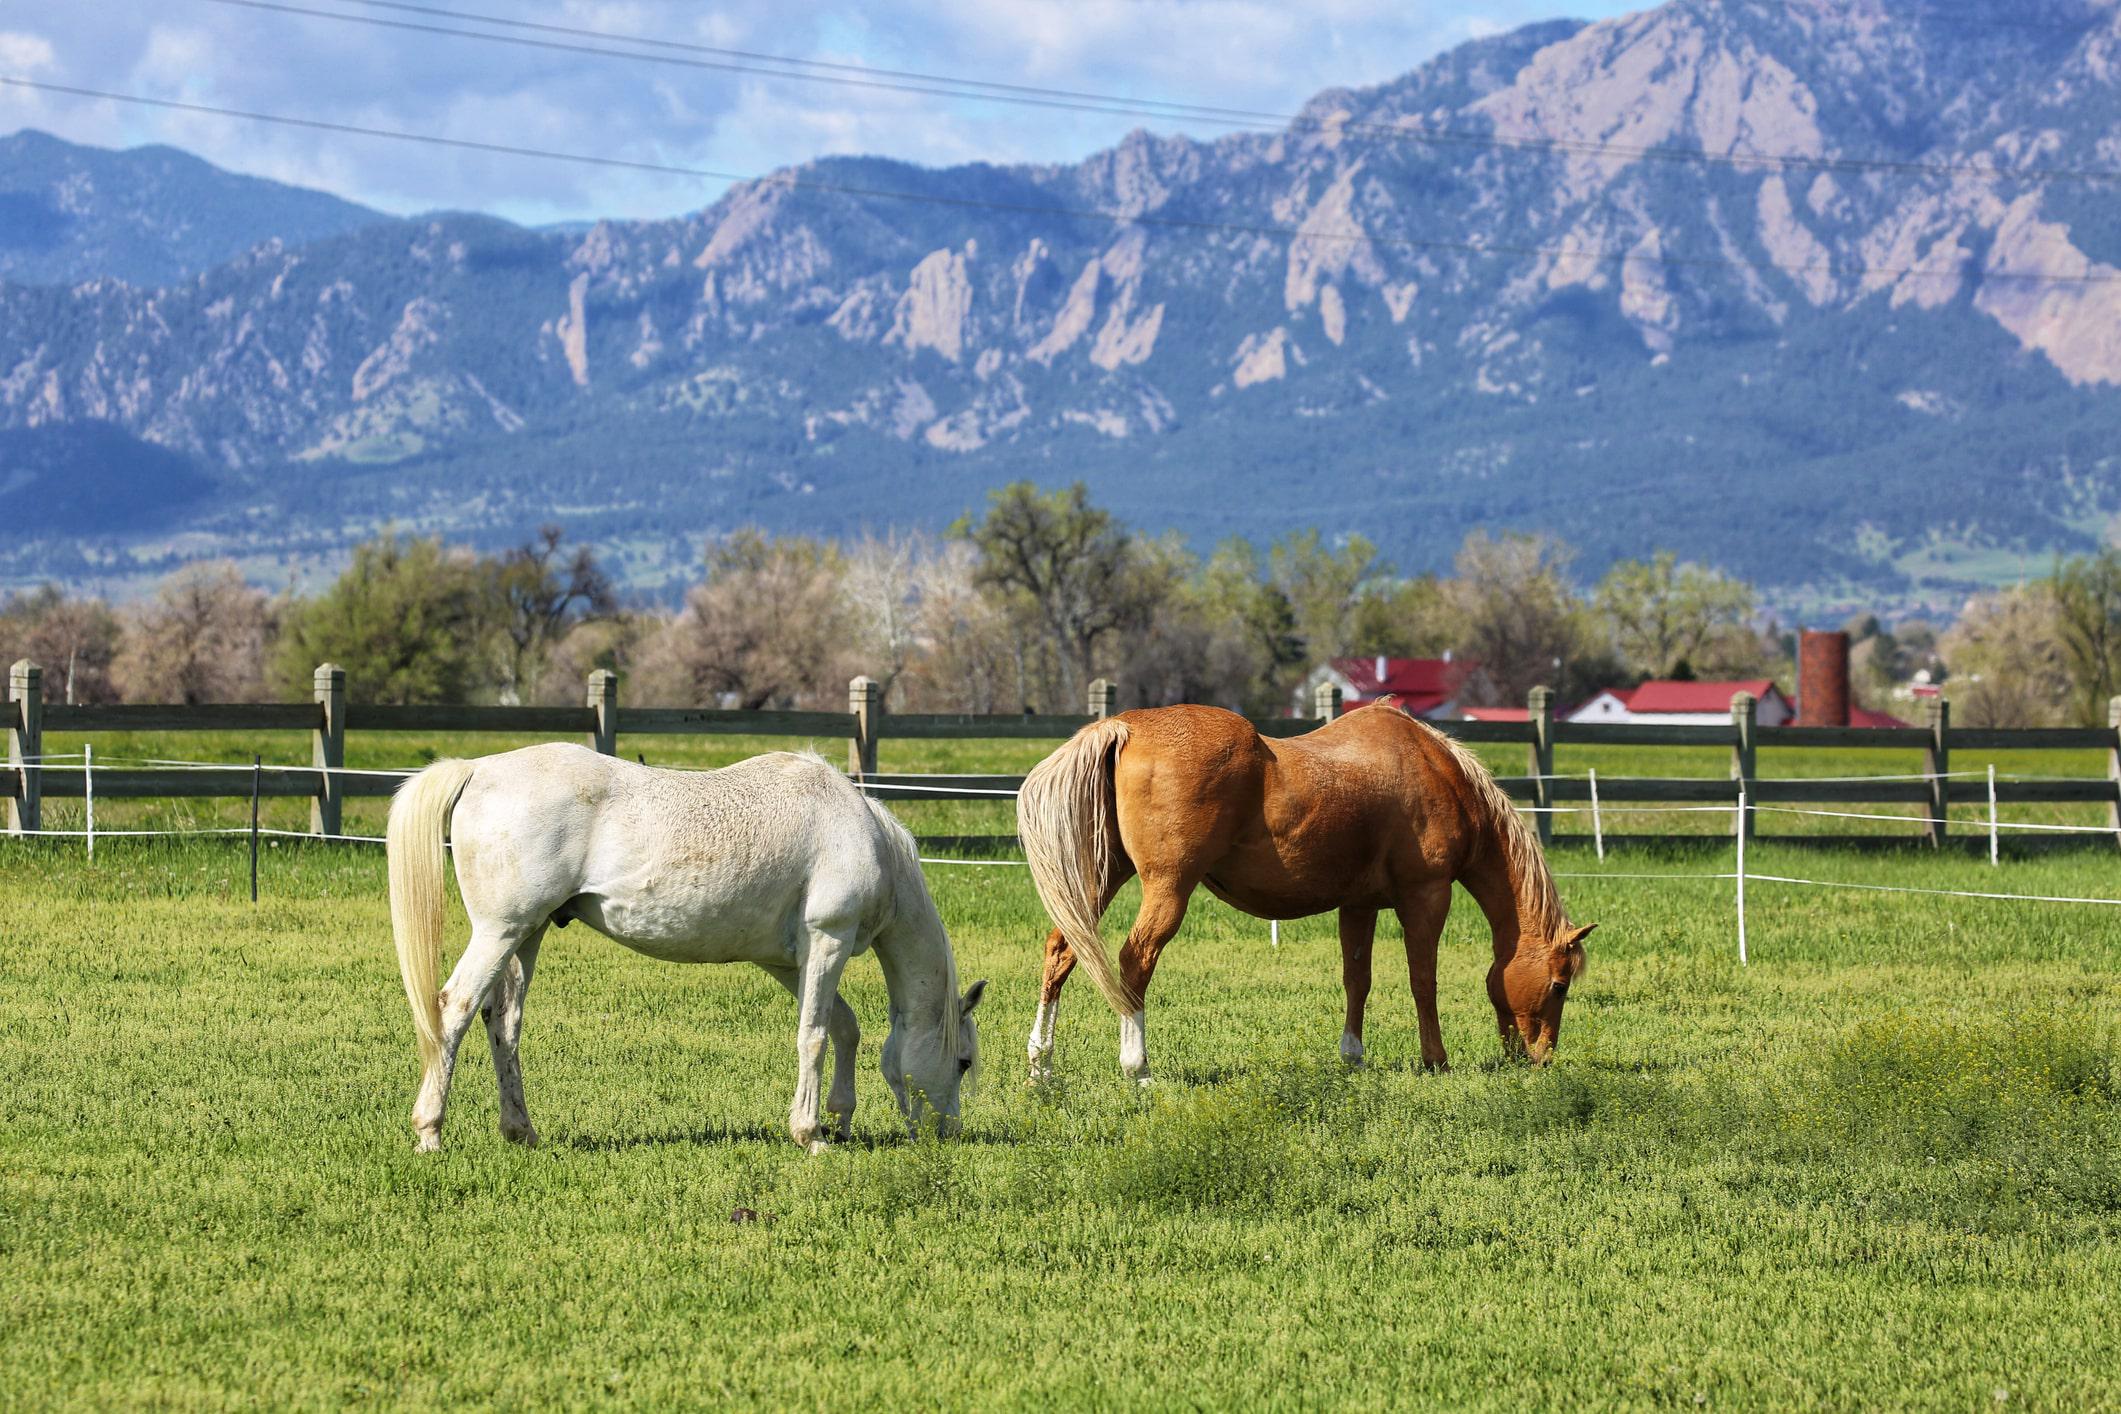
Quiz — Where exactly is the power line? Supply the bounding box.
[10,75,2119,287]
[187,0,2121,187]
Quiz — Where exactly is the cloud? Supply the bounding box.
[3,0,1642,223]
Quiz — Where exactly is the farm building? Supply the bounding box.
[1567,680,1795,726]
[1293,655,1487,718]
[1564,677,1909,729]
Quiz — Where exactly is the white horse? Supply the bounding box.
[386,743,983,1153]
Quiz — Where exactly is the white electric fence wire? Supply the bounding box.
[1742,873,2121,907]
[1749,804,2107,832]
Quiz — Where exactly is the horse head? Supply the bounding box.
[884,978,986,1136]
[1491,923,1592,1064]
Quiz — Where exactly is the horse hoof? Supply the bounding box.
[502,1125,540,1148]
[414,1131,441,1153]
[806,1138,832,1156]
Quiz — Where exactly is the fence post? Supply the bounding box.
[848,676,882,779]
[1730,691,1757,840]
[1314,681,1343,721]
[311,663,345,838]
[1924,696,1950,849]
[1089,679,1120,719]
[7,660,41,835]
[1528,686,1555,847]
[587,669,619,755]
[2108,696,2121,848]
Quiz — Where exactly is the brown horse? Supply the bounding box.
[1016,701,1591,1083]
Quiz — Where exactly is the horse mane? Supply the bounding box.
[1395,708,1568,938]
[858,791,962,1068]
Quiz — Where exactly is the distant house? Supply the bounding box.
[1295,655,1478,719]
[1566,679,1795,727]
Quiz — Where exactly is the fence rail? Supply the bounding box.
[8,661,2121,850]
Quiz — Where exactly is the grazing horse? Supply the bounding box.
[386,744,983,1153]
[1017,702,1590,1083]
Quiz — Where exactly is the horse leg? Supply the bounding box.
[789,922,857,1153]
[482,927,545,1147]
[1027,927,1073,1083]
[412,923,533,1151]
[1028,860,1133,1083]
[1116,875,1195,1085]
[1338,907,1378,1066]
[1395,882,1455,1073]
[762,964,861,1141]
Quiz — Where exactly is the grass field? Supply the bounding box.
[3,816,2119,1408]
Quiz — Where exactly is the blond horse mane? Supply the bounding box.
[1402,713,1569,938]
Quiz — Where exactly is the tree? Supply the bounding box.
[2049,549,2121,726]
[841,529,935,706]
[1444,531,1589,705]
[489,525,614,706]
[953,482,1160,709]
[896,541,1024,713]
[274,532,498,704]
[1593,551,1755,680]
[1190,538,1307,713]
[113,562,278,704]
[1941,586,2071,728]
[1270,529,1385,663]
[0,585,121,704]
[1347,574,1456,660]
[633,530,855,709]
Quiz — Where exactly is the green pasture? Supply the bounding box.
[3,821,2119,1407]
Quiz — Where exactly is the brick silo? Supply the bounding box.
[1797,630,1851,727]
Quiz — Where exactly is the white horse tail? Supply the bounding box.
[387,758,478,1072]
[1018,717,1132,1015]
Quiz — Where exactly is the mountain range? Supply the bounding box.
[4,0,2121,613]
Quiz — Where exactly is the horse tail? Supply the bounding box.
[1018,717,1133,1015]
[387,758,478,1073]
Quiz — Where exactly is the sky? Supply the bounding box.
[0,0,1646,226]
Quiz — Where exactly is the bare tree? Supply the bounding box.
[841,529,930,705]
[898,542,1024,712]
[633,531,856,709]
[0,585,122,704]
[113,562,278,704]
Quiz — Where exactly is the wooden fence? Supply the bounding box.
[8,660,2121,849]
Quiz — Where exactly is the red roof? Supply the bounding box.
[1780,701,1912,729]
[1624,679,1782,714]
[1460,706,1529,722]
[1330,657,1466,713]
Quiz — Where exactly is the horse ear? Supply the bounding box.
[961,978,988,1015]
[1568,923,1597,947]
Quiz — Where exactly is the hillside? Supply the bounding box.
[0,129,392,288]
[4,0,2121,611]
